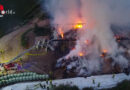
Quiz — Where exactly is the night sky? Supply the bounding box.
[0,0,37,32]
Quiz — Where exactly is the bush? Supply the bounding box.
[21,29,33,48]
[53,85,79,90]
[34,24,52,36]
[82,87,94,90]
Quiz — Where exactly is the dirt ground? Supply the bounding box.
[22,31,65,79]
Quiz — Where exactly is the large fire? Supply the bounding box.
[46,0,130,77]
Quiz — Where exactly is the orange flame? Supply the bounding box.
[58,28,64,38]
[74,20,83,29]
[100,49,108,58]
[74,23,83,29]
[79,52,84,56]
[102,49,107,54]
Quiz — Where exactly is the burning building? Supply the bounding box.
[44,0,130,76]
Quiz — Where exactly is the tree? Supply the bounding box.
[34,24,52,36]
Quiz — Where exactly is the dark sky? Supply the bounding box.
[0,0,37,32]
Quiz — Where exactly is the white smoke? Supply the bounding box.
[44,0,130,75]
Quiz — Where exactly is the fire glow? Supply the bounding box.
[79,52,84,56]
[84,40,89,45]
[46,0,130,76]
[102,49,108,54]
[74,20,84,29]
[74,23,83,29]
[58,28,64,38]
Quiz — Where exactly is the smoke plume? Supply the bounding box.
[44,0,130,75]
